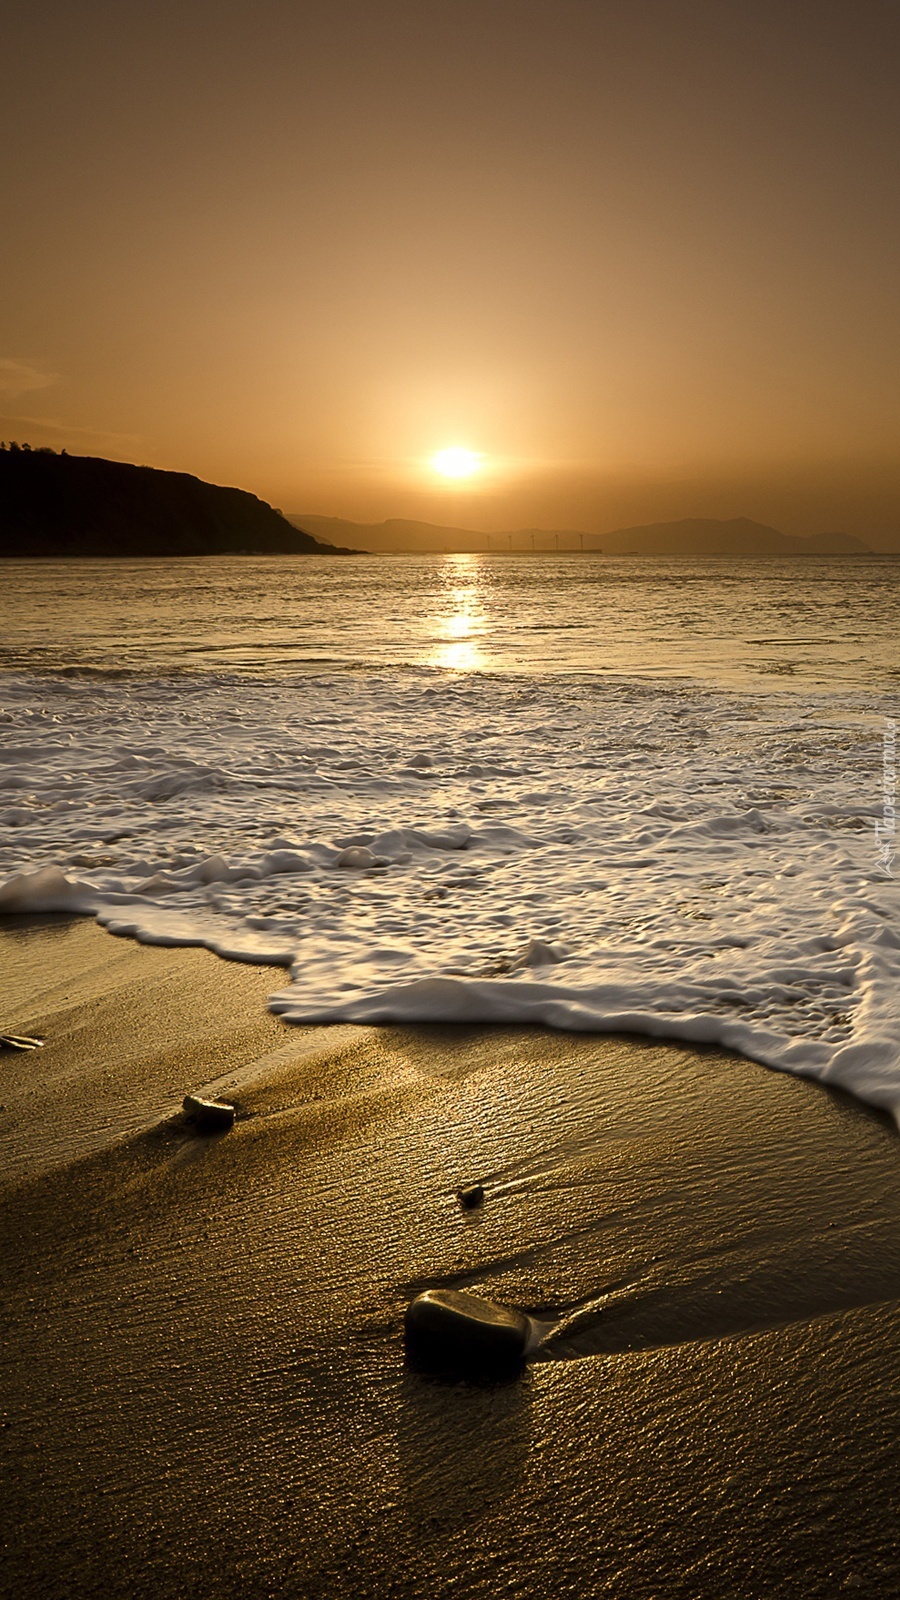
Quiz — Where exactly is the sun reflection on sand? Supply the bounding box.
[431,554,487,671]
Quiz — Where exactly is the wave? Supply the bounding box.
[1,666,896,1127]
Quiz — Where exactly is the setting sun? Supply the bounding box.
[430,446,483,479]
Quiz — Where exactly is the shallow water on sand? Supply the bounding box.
[5,921,900,1600]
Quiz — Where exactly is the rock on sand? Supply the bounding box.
[404,1288,530,1374]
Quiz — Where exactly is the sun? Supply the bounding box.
[430,446,483,480]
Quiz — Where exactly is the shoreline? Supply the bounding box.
[4,917,900,1596]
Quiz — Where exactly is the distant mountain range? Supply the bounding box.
[288,512,875,557]
[0,448,354,557]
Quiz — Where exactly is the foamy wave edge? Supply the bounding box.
[6,865,899,1132]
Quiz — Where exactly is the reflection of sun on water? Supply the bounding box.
[430,554,487,671]
[446,611,473,638]
[439,639,482,671]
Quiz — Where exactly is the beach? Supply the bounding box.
[4,914,900,1598]
[7,0,900,1589]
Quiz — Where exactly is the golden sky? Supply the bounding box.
[2,0,898,539]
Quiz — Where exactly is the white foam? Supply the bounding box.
[1,670,897,1121]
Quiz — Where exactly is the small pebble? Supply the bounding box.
[182,1094,235,1134]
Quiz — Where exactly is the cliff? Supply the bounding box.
[0,448,353,556]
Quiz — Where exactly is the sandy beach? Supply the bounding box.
[5,1,898,1591]
[3,915,900,1599]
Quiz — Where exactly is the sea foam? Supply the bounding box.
[1,669,897,1120]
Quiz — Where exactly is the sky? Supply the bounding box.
[2,0,899,540]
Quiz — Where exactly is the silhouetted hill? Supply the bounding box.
[0,447,354,556]
[289,511,873,556]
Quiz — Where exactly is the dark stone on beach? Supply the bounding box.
[404,1289,530,1375]
[457,1183,485,1209]
[182,1093,235,1134]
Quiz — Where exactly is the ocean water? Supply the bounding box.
[1,552,898,685]
[1,554,898,1118]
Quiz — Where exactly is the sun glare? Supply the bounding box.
[430,446,483,479]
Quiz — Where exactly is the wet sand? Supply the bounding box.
[3,917,900,1599]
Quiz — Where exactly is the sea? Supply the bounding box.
[1,553,898,1118]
